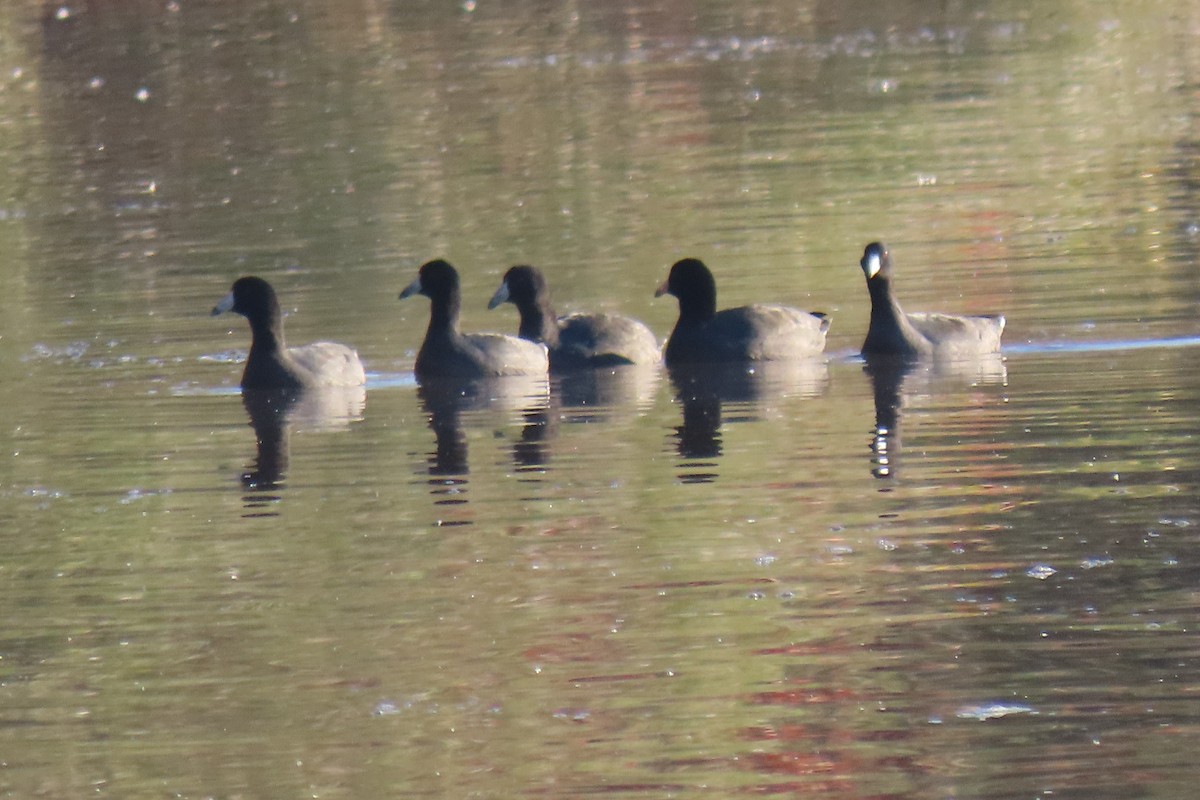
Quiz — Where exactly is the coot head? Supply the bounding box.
[212,276,280,324]
[399,258,460,304]
[487,264,548,311]
[655,258,717,321]
[860,242,892,281]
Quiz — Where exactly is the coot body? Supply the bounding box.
[488,265,660,370]
[859,242,1005,359]
[212,276,366,390]
[399,260,549,379]
[655,258,828,365]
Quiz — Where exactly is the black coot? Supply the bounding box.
[488,265,660,370]
[212,276,366,390]
[655,258,829,365]
[399,259,549,379]
[859,241,1005,359]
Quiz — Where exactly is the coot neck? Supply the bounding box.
[517,297,561,348]
[427,290,461,339]
[865,276,924,356]
[867,276,904,325]
[241,307,304,390]
[247,308,286,356]
[678,291,717,326]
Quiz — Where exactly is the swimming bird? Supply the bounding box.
[487,264,660,370]
[859,241,1005,359]
[654,258,829,365]
[399,259,549,379]
[212,276,366,390]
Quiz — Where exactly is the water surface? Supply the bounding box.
[2,1,1199,798]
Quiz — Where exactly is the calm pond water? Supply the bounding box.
[2,0,1200,797]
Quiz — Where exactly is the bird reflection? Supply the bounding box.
[556,364,661,419]
[864,353,1007,480]
[415,380,472,524]
[668,360,829,484]
[416,376,552,520]
[239,385,366,515]
[511,400,557,473]
[418,380,471,478]
[864,357,912,480]
[241,390,293,499]
[668,365,725,471]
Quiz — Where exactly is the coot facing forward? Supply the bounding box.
[859,242,1005,359]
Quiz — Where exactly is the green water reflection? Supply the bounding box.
[1,1,1199,798]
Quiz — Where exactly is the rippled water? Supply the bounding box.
[2,1,1200,798]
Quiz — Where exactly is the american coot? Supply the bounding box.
[212,276,367,390]
[655,258,829,365]
[399,259,549,379]
[859,241,1005,359]
[487,265,661,370]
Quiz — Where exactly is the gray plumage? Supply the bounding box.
[400,259,549,379]
[860,242,1004,359]
[212,276,366,390]
[488,265,660,370]
[655,258,829,365]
